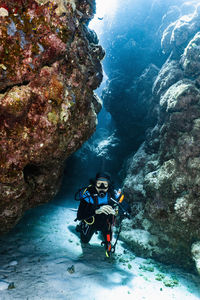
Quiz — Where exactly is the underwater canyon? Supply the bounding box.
[0,0,200,294]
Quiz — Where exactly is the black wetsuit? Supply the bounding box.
[76,185,116,244]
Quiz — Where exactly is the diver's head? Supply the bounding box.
[95,172,111,198]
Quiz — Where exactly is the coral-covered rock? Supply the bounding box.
[161,4,200,56]
[159,6,181,34]
[181,32,200,77]
[152,59,184,97]
[100,1,186,178]
[0,0,104,233]
[191,242,200,275]
[122,3,200,273]
[123,78,200,270]
[159,79,200,112]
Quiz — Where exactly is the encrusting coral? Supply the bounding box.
[122,1,200,274]
[0,0,104,233]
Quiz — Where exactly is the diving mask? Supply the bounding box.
[95,180,109,198]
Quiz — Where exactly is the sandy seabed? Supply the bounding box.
[0,194,200,300]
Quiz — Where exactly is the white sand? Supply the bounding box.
[0,196,199,300]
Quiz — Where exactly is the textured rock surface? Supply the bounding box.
[101,0,184,177]
[161,3,200,57]
[191,242,200,275]
[0,0,104,233]
[181,32,200,76]
[122,2,200,274]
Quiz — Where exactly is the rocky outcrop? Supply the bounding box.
[191,242,200,275]
[161,3,200,57]
[122,2,200,274]
[100,1,183,178]
[0,0,104,233]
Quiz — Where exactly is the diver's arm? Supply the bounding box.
[77,199,96,221]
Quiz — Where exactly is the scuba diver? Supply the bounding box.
[75,172,130,257]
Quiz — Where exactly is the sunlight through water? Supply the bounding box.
[89,0,119,34]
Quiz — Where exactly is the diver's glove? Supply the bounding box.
[95,205,116,215]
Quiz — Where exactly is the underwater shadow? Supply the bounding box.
[68,225,135,289]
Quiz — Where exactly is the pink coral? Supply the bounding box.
[0,0,103,233]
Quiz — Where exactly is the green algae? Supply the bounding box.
[163,277,179,287]
[155,272,179,287]
[128,263,132,269]
[48,110,59,125]
[155,273,166,281]
[139,264,155,272]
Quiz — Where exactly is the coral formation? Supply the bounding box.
[121,1,200,274]
[191,242,200,275]
[101,0,180,176]
[181,32,200,76]
[0,0,104,233]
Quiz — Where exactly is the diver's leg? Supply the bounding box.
[100,218,113,255]
[101,216,113,239]
[80,221,95,244]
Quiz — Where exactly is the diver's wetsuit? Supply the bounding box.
[76,186,116,244]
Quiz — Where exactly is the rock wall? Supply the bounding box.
[122,2,200,274]
[0,0,104,233]
[101,0,183,177]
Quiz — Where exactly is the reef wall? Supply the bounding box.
[0,0,104,233]
[101,0,182,177]
[122,2,200,274]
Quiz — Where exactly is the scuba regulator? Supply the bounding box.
[95,180,109,198]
